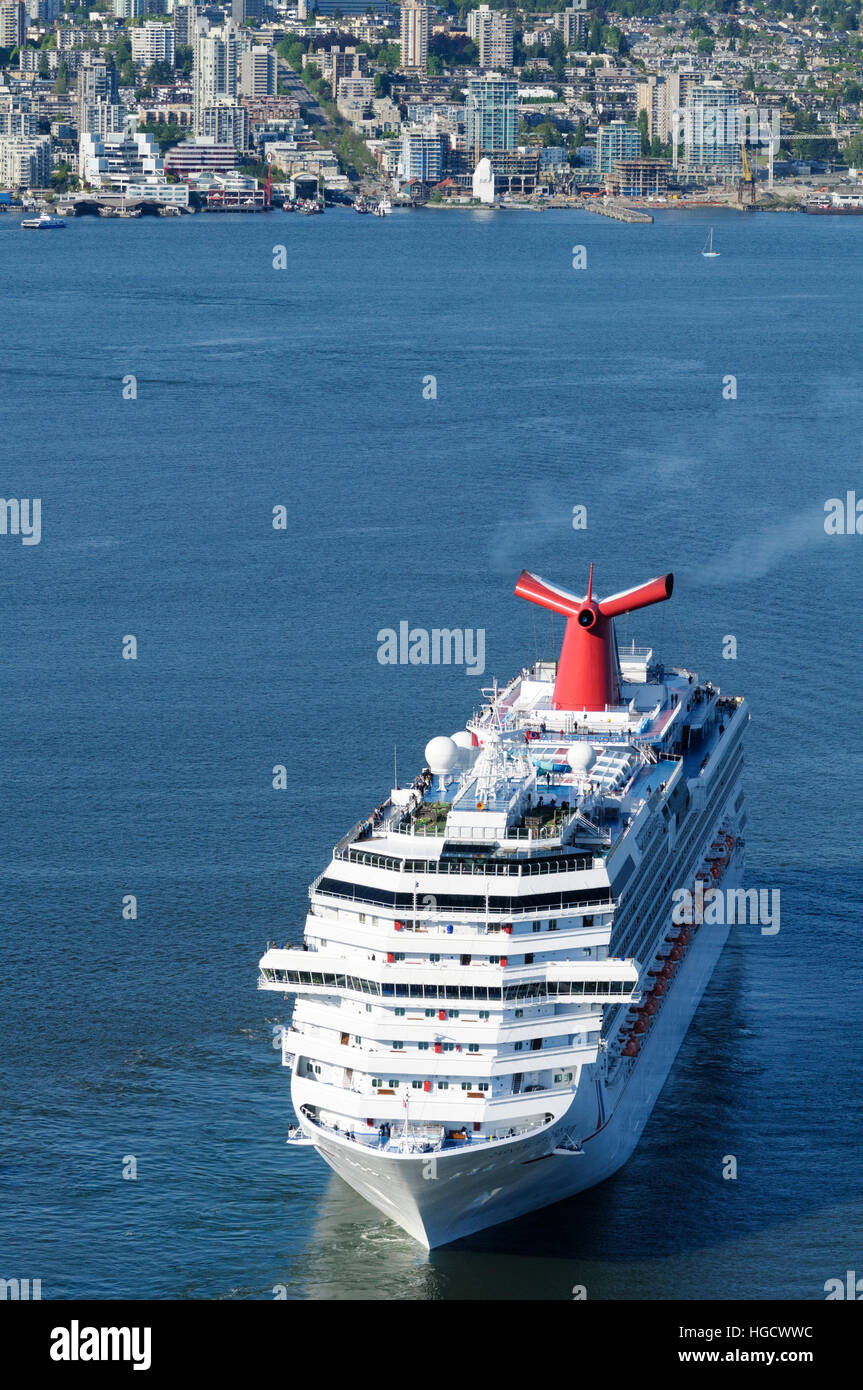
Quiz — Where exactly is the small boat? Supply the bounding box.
[21,212,65,229]
[354,195,372,214]
[701,227,720,257]
[374,197,392,217]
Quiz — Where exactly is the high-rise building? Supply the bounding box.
[113,0,144,17]
[173,2,196,48]
[468,6,513,72]
[239,46,276,99]
[596,119,641,172]
[465,75,517,156]
[682,80,741,176]
[25,0,60,21]
[197,102,249,150]
[192,19,240,133]
[131,22,176,67]
[0,132,53,188]
[399,2,429,75]
[76,53,122,136]
[0,1,26,48]
[232,0,264,22]
[553,5,588,47]
[400,127,443,182]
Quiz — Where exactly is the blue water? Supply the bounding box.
[1,206,862,1300]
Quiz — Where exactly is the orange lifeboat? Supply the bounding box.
[725,834,735,851]
[670,946,683,961]
[623,1040,639,1057]
[644,998,658,1015]
[634,1018,648,1034]
[653,979,666,996]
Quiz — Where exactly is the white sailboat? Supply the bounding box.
[702,227,720,257]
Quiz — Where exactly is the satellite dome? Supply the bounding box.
[451,731,474,750]
[425,736,459,775]
[566,743,596,774]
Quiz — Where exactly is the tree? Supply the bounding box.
[38,51,49,78]
[637,106,649,155]
[54,59,69,95]
[742,70,755,92]
[843,131,863,164]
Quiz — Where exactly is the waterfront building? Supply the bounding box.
[113,0,145,17]
[399,2,429,75]
[465,74,517,156]
[131,23,176,67]
[239,46,276,100]
[164,136,238,177]
[123,179,189,204]
[79,129,163,189]
[400,127,444,182]
[606,156,670,198]
[0,132,52,188]
[0,1,25,47]
[681,80,742,178]
[596,119,641,173]
[467,6,514,72]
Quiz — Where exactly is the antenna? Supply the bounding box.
[394,743,398,790]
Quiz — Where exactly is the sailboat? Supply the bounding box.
[702,227,720,257]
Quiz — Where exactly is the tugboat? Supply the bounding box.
[21,211,65,229]
[259,565,749,1248]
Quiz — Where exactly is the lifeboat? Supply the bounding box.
[653,979,666,996]
[670,945,683,961]
[644,998,658,1015]
[633,1018,648,1034]
[710,861,723,880]
[725,834,735,851]
[661,961,674,978]
[623,1040,639,1057]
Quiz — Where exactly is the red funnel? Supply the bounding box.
[515,565,673,711]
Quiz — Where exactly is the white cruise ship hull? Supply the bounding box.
[297,862,739,1249]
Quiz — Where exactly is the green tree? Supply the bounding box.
[38,51,49,78]
[843,130,863,163]
[53,59,69,94]
[637,106,649,155]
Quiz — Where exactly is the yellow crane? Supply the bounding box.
[738,141,756,207]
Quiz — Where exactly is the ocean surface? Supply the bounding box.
[1,204,862,1300]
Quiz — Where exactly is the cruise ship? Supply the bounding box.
[258,565,749,1248]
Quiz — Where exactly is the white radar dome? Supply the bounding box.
[425,736,459,774]
[566,743,596,774]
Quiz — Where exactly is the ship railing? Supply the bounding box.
[309,887,613,918]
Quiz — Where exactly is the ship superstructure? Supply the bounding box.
[258,566,748,1247]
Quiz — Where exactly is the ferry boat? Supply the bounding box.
[258,566,749,1247]
[20,212,65,229]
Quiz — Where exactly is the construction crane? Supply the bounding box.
[738,140,756,208]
